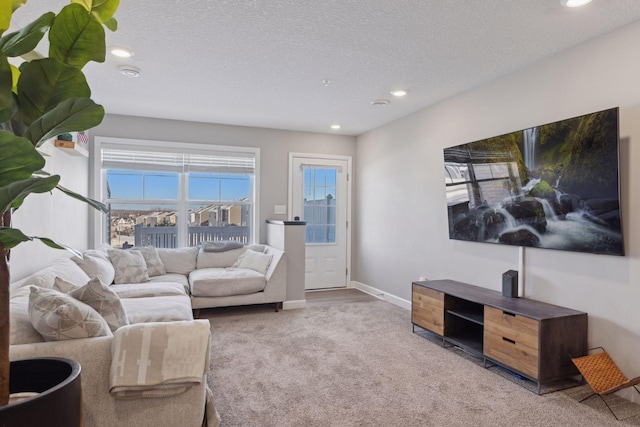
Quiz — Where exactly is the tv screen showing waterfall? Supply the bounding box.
[443,107,624,256]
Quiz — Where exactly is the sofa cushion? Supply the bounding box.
[9,288,45,345]
[111,281,187,299]
[121,296,193,324]
[72,249,115,285]
[189,268,266,297]
[131,246,166,277]
[157,247,198,275]
[195,244,265,269]
[68,278,129,332]
[29,286,112,341]
[148,273,190,294]
[108,249,150,284]
[232,249,273,274]
[10,258,90,294]
[196,247,246,269]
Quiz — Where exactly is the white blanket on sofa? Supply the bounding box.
[110,320,211,398]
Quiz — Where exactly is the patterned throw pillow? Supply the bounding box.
[53,276,80,293]
[108,249,150,284]
[132,246,166,277]
[67,277,129,332]
[28,286,112,341]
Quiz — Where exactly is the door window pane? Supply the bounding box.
[302,167,338,244]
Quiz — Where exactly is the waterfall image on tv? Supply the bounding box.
[444,107,624,256]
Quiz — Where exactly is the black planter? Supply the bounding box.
[0,358,82,427]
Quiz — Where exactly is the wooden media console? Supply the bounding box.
[412,279,588,393]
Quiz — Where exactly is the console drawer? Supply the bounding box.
[484,306,539,350]
[484,306,539,378]
[412,284,444,335]
[484,330,539,378]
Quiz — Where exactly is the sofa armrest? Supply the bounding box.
[263,246,287,302]
[10,324,208,427]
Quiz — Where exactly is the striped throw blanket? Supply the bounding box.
[110,320,211,398]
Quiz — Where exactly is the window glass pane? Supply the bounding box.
[220,175,251,201]
[144,173,178,199]
[107,170,143,199]
[189,174,220,200]
[327,187,336,201]
[326,225,336,243]
[187,203,251,246]
[304,169,313,186]
[107,203,178,248]
[326,170,336,186]
[314,169,326,186]
[314,187,326,201]
[106,170,178,200]
[327,207,336,226]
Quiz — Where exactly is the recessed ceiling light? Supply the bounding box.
[330,124,341,130]
[322,79,331,86]
[390,89,408,97]
[370,99,389,107]
[110,46,133,58]
[560,0,593,7]
[119,65,141,77]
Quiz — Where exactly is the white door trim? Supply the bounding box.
[288,152,352,286]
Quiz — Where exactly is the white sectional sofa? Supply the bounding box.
[8,242,286,427]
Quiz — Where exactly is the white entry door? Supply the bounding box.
[290,155,350,290]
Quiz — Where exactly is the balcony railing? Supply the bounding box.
[133,224,250,248]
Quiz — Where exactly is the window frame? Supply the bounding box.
[90,137,260,248]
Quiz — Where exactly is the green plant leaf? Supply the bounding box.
[10,63,18,93]
[72,0,120,25]
[0,228,81,256]
[37,237,83,257]
[0,131,45,188]
[57,184,109,213]
[0,175,59,213]
[103,17,117,32]
[49,3,105,69]
[0,227,31,249]
[0,1,11,37]
[0,52,12,123]
[0,12,54,57]
[24,97,104,147]
[17,58,91,126]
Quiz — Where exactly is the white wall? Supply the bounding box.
[11,142,90,281]
[354,20,640,383]
[91,115,356,245]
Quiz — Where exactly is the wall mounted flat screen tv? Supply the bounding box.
[443,107,623,256]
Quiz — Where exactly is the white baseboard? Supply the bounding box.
[283,299,306,310]
[351,281,411,310]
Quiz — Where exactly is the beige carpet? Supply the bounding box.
[203,290,640,427]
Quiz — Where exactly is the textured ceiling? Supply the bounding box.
[10,0,640,136]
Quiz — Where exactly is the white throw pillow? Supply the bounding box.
[66,277,129,332]
[108,249,150,284]
[28,286,112,341]
[232,249,273,275]
[72,249,116,285]
[131,246,166,277]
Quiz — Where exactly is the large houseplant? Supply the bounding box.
[0,0,119,405]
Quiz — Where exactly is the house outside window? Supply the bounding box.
[94,138,259,249]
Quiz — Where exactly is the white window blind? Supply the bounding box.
[102,148,256,174]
